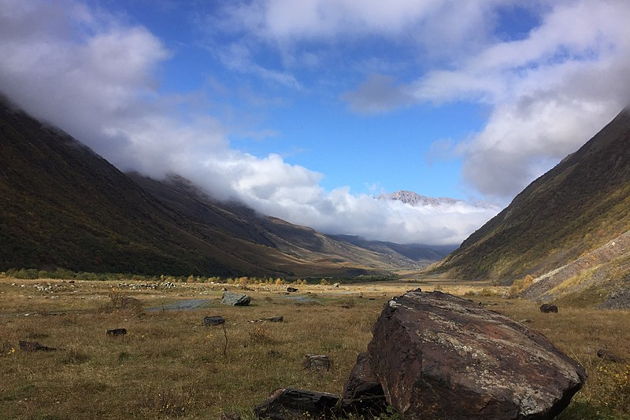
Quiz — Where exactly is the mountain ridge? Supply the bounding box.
[429,108,630,298]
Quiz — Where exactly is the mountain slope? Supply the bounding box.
[431,109,630,285]
[129,174,425,271]
[0,98,423,277]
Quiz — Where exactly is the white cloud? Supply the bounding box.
[412,0,630,197]
[0,0,497,245]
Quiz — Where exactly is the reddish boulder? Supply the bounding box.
[366,290,586,419]
[342,352,387,415]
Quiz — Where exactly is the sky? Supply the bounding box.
[1,0,629,245]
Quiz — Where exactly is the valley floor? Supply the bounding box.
[0,277,628,419]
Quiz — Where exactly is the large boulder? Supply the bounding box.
[342,352,387,415]
[363,290,586,419]
[221,291,251,306]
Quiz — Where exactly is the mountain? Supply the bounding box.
[0,97,424,278]
[430,109,630,305]
[379,190,461,207]
[328,234,456,264]
[129,173,427,272]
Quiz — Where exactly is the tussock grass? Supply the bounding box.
[0,277,628,419]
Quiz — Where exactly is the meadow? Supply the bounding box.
[0,277,628,419]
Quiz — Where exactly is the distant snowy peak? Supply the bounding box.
[379,190,461,207]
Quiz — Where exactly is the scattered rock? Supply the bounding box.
[254,388,340,419]
[261,316,283,323]
[203,316,225,326]
[333,283,340,288]
[106,328,127,337]
[364,290,585,419]
[221,291,251,306]
[303,354,331,371]
[540,303,559,313]
[250,316,284,323]
[597,348,625,363]
[286,287,298,293]
[19,340,56,352]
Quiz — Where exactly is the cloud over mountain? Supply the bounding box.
[0,0,498,246]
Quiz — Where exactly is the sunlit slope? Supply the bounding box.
[431,109,630,284]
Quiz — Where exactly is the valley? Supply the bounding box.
[0,275,628,419]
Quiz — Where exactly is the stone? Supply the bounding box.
[365,290,586,419]
[106,328,127,336]
[263,316,284,322]
[597,348,625,363]
[203,316,225,326]
[342,352,387,416]
[303,354,332,371]
[333,283,340,288]
[540,303,559,313]
[254,388,340,420]
[221,291,251,306]
[250,316,284,323]
[19,340,56,352]
[286,287,298,293]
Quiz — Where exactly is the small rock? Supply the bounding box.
[262,316,284,322]
[254,388,340,419]
[540,303,559,313]
[221,291,251,306]
[220,412,241,420]
[106,328,127,337]
[520,319,532,323]
[203,316,225,326]
[597,349,625,363]
[286,287,298,293]
[333,283,340,288]
[303,354,331,371]
[19,341,56,352]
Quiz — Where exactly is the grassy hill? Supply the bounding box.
[430,109,630,285]
[0,98,424,278]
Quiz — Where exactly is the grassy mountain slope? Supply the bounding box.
[0,99,423,277]
[129,174,425,272]
[0,100,311,276]
[431,109,630,284]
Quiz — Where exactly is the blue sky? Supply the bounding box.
[1,0,628,244]
[86,0,541,199]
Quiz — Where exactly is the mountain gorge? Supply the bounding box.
[0,98,439,278]
[431,109,630,305]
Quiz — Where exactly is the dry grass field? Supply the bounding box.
[0,277,628,419]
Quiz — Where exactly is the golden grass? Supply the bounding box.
[0,278,628,419]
